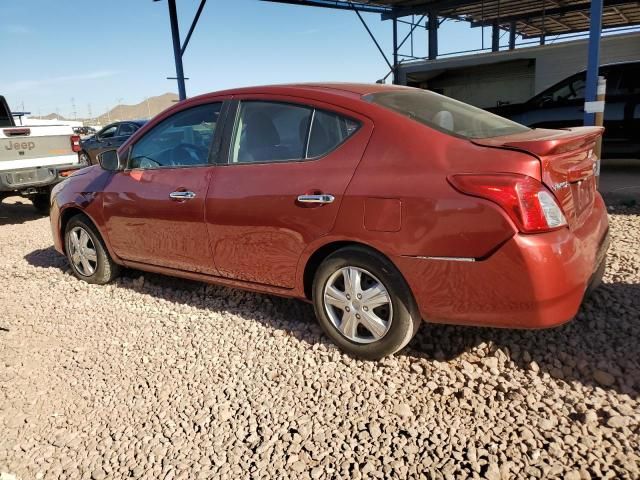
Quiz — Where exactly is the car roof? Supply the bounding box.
[189,82,412,102]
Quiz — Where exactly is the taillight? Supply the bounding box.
[70,134,81,153]
[448,174,567,233]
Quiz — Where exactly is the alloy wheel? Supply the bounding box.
[323,266,393,344]
[67,226,98,276]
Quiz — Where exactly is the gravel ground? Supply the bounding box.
[1,196,639,480]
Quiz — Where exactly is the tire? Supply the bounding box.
[79,151,91,166]
[64,214,120,284]
[31,193,50,215]
[312,246,421,360]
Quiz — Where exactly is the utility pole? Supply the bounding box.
[71,97,77,121]
[145,97,152,118]
[116,98,124,121]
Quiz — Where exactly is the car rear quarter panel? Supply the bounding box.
[330,110,541,260]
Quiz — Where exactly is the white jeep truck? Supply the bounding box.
[1,95,84,213]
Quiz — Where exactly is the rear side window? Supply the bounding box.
[230,101,361,164]
[307,110,360,158]
[613,64,640,95]
[231,101,312,163]
[0,97,12,127]
[365,89,530,139]
[118,123,138,137]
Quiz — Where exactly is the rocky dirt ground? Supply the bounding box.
[0,197,638,480]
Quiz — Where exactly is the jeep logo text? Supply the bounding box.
[4,141,36,151]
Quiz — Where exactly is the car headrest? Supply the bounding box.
[432,110,455,132]
[245,112,280,147]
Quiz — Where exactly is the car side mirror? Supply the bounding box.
[97,149,123,171]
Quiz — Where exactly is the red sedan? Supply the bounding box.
[50,84,609,359]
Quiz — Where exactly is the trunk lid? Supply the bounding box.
[472,127,603,230]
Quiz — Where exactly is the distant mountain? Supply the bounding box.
[38,93,179,125]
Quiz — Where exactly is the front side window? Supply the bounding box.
[366,89,530,139]
[230,101,361,164]
[129,103,221,169]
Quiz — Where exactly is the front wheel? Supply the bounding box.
[312,246,421,360]
[64,214,120,284]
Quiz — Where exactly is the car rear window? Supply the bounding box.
[365,89,530,139]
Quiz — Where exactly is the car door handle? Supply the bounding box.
[297,194,335,204]
[169,191,196,200]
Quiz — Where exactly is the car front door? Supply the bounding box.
[102,100,227,274]
[205,97,373,288]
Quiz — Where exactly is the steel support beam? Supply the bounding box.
[428,11,438,60]
[263,0,389,15]
[469,0,632,27]
[167,0,186,101]
[392,18,399,84]
[509,20,517,49]
[181,0,207,56]
[584,0,603,126]
[352,7,394,71]
[491,21,500,51]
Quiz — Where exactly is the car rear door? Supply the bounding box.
[102,100,228,274]
[205,96,373,288]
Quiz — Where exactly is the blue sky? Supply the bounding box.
[0,0,498,118]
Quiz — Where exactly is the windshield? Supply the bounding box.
[365,89,530,139]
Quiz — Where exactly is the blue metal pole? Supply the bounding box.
[168,0,187,101]
[584,0,603,126]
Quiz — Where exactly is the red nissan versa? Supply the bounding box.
[50,84,609,359]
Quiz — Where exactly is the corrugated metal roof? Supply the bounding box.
[266,1,640,38]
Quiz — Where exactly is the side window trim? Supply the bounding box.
[207,99,231,165]
[303,109,315,159]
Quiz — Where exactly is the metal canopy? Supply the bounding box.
[157,0,617,126]
[264,0,640,38]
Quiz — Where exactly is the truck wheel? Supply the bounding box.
[31,193,50,215]
[64,214,120,284]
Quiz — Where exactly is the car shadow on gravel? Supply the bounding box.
[24,246,639,396]
[0,198,44,225]
[408,282,640,396]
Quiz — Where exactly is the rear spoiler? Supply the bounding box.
[472,127,604,157]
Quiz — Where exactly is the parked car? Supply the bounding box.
[490,61,640,159]
[50,84,609,359]
[1,94,84,213]
[79,120,146,165]
[73,126,96,136]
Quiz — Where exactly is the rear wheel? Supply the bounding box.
[312,246,421,360]
[79,151,91,166]
[64,214,120,284]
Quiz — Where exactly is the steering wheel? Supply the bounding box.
[170,142,209,166]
